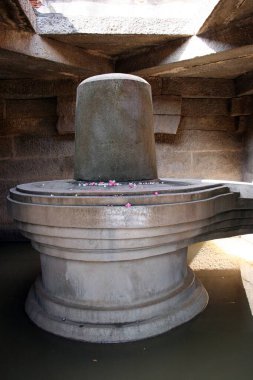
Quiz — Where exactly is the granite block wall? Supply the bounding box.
[149,77,244,180]
[0,92,75,240]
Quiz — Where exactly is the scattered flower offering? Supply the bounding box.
[125,202,132,208]
[154,191,159,195]
[109,180,116,186]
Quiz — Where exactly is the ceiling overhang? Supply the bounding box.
[0,0,253,80]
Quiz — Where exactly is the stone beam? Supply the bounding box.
[200,15,253,47]
[236,72,253,96]
[116,36,253,77]
[0,30,113,78]
[198,0,250,34]
[0,0,36,31]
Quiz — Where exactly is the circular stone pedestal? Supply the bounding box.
[7,179,237,342]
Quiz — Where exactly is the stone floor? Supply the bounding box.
[1,240,253,380]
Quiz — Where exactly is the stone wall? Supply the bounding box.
[0,90,75,240]
[243,116,253,182]
[0,77,246,239]
[149,77,244,180]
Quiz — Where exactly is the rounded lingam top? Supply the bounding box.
[74,73,157,182]
[81,73,149,84]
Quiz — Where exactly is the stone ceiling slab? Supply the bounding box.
[0,30,113,80]
[0,0,253,80]
[198,0,253,34]
[116,36,253,79]
[0,0,36,31]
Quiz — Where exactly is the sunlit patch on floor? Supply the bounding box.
[188,236,253,315]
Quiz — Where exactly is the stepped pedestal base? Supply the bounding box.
[26,266,208,343]
[8,179,235,342]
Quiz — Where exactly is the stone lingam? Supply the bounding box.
[7,73,253,343]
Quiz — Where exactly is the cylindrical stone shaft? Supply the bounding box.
[74,73,157,181]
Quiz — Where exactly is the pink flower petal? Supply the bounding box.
[109,180,116,186]
[125,202,132,208]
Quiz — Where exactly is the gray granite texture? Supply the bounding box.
[74,74,157,181]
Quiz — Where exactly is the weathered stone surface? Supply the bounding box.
[230,96,253,116]
[1,1,253,82]
[0,79,77,98]
[153,95,181,115]
[235,116,248,134]
[198,0,252,34]
[192,151,243,180]
[7,69,253,344]
[0,180,18,195]
[6,98,57,118]
[74,73,157,181]
[203,14,253,49]
[0,137,13,158]
[156,130,242,152]
[182,98,229,116]
[146,77,162,96]
[0,179,23,235]
[162,78,235,98]
[0,157,73,180]
[240,260,253,315]
[9,175,253,342]
[13,136,74,158]
[244,156,253,182]
[179,116,235,131]
[0,198,12,225]
[0,117,57,136]
[156,148,191,177]
[0,97,58,136]
[155,127,243,180]
[242,116,253,181]
[236,71,253,96]
[156,139,243,180]
[8,178,239,342]
[0,0,36,32]
[38,14,195,37]
[116,35,253,78]
[0,30,113,80]
[154,115,181,134]
[57,96,76,134]
[0,99,5,118]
